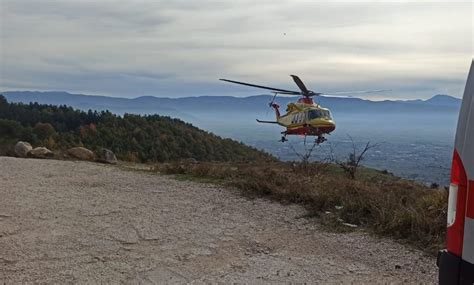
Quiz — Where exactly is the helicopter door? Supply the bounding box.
[303,110,309,124]
[299,112,307,124]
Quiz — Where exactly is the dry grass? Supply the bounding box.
[155,161,447,254]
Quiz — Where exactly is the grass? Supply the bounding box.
[173,173,226,184]
[155,161,448,254]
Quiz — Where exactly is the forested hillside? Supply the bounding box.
[0,95,273,162]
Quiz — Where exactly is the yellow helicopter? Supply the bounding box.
[220,75,386,144]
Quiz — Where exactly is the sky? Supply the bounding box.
[0,0,473,100]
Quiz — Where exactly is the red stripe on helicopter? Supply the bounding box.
[286,126,336,136]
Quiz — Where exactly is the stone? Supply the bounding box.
[14,141,32,158]
[67,147,95,161]
[96,148,117,164]
[27,147,53,159]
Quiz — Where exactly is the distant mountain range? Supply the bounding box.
[1,91,462,119]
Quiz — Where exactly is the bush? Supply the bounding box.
[33,122,56,140]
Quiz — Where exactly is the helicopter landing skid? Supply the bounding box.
[279,135,326,144]
[315,136,327,145]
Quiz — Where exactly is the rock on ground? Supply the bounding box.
[14,141,32,158]
[27,147,53,159]
[96,148,117,164]
[67,147,95,161]
[0,157,438,284]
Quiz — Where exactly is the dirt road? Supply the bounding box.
[0,157,437,283]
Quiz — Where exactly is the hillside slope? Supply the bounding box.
[0,95,273,162]
[0,157,437,283]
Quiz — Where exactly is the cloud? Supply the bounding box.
[1,0,472,99]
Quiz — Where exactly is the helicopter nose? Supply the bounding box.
[323,121,336,132]
[323,125,336,133]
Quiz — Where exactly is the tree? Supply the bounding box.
[0,119,23,137]
[330,136,379,179]
[33,122,56,140]
[289,140,320,164]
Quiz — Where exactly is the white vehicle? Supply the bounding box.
[438,60,474,284]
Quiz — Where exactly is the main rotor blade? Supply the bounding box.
[290,75,310,94]
[220,78,300,94]
[321,89,391,96]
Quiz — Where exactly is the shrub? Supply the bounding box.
[33,122,56,140]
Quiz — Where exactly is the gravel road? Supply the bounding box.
[0,157,437,283]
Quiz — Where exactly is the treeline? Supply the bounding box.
[0,95,274,162]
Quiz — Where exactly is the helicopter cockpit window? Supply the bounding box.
[323,110,332,119]
[308,110,332,120]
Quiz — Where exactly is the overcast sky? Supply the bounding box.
[1,0,472,99]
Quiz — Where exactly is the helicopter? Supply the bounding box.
[220,75,387,144]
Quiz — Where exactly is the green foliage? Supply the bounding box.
[0,95,274,163]
[33,122,56,140]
